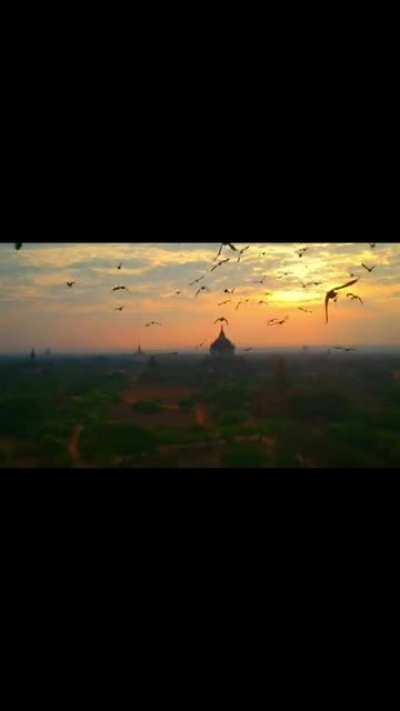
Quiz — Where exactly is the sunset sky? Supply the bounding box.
[1,242,399,353]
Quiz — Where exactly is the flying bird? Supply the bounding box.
[218,300,231,306]
[298,307,313,313]
[268,316,289,326]
[112,286,129,291]
[346,293,364,304]
[145,321,162,327]
[235,299,249,310]
[214,317,229,325]
[66,281,75,287]
[361,263,376,272]
[324,278,359,324]
[237,246,250,263]
[195,286,209,297]
[15,243,23,250]
[216,242,237,259]
[210,258,230,272]
[189,276,205,286]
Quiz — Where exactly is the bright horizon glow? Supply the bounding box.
[1,241,399,353]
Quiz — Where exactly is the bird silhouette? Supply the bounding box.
[189,276,205,286]
[214,317,229,325]
[216,242,237,259]
[66,281,75,287]
[268,316,289,326]
[218,300,231,306]
[296,248,309,258]
[112,286,129,291]
[361,263,376,272]
[324,278,359,324]
[346,293,364,304]
[235,299,249,310]
[15,243,23,250]
[195,285,209,297]
[145,321,162,327]
[237,246,250,263]
[210,258,230,272]
[298,307,313,313]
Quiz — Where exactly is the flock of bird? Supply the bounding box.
[13,241,381,352]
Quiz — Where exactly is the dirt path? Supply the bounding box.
[68,424,84,465]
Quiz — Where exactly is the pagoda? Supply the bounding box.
[209,326,235,357]
[133,344,147,360]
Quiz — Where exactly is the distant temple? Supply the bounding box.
[210,326,235,357]
[133,344,147,361]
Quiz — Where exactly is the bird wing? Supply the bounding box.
[332,278,359,292]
